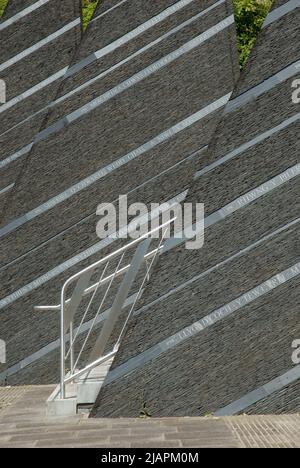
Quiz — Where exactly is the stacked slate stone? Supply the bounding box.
[0,0,238,385]
[92,0,300,417]
[0,0,82,215]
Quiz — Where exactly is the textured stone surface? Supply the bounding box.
[93,258,300,417]
[1,0,37,19]
[104,222,300,366]
[1,0,238,237]
[0,0,239,384]
[93,0,300,417]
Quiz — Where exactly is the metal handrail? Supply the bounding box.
[61,220,174,290]
[35,219,175,400]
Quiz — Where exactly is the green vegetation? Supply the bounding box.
[0,0,273,67]
[139,402,152,418]
[81,0,100,29]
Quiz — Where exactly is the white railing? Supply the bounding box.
[35,220,175,400]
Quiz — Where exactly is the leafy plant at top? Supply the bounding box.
[81,0,100,29]
[0,0,8,18]
[234,0,273,68]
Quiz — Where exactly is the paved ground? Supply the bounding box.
[0,386,299,448]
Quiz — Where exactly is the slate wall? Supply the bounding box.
[0,0,239,385]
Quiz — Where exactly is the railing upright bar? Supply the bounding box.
[69,321,74,375]
[88,239,153,365]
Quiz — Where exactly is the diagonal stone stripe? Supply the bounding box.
[194,111,300,179]
[225,59,300,114]
[0,67,68,116]
[91,0,129,24]
[0,144,33,170]
[0,183,14,197]
[263,0,300,28]
[0,14,233,173]
[65,0,224,79]
[38,17,234,139]
[91,0,300,418]
[0,0,51,31]
[135,216,300,317]
[0,146,201,268]
[1,30,296,174]
[0,18,81,73]
[0,190,188,309]
[0,0,239,388]
[165,162,300,252]
[0,292,140,383]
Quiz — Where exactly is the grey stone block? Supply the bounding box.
[92,0,300,417]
